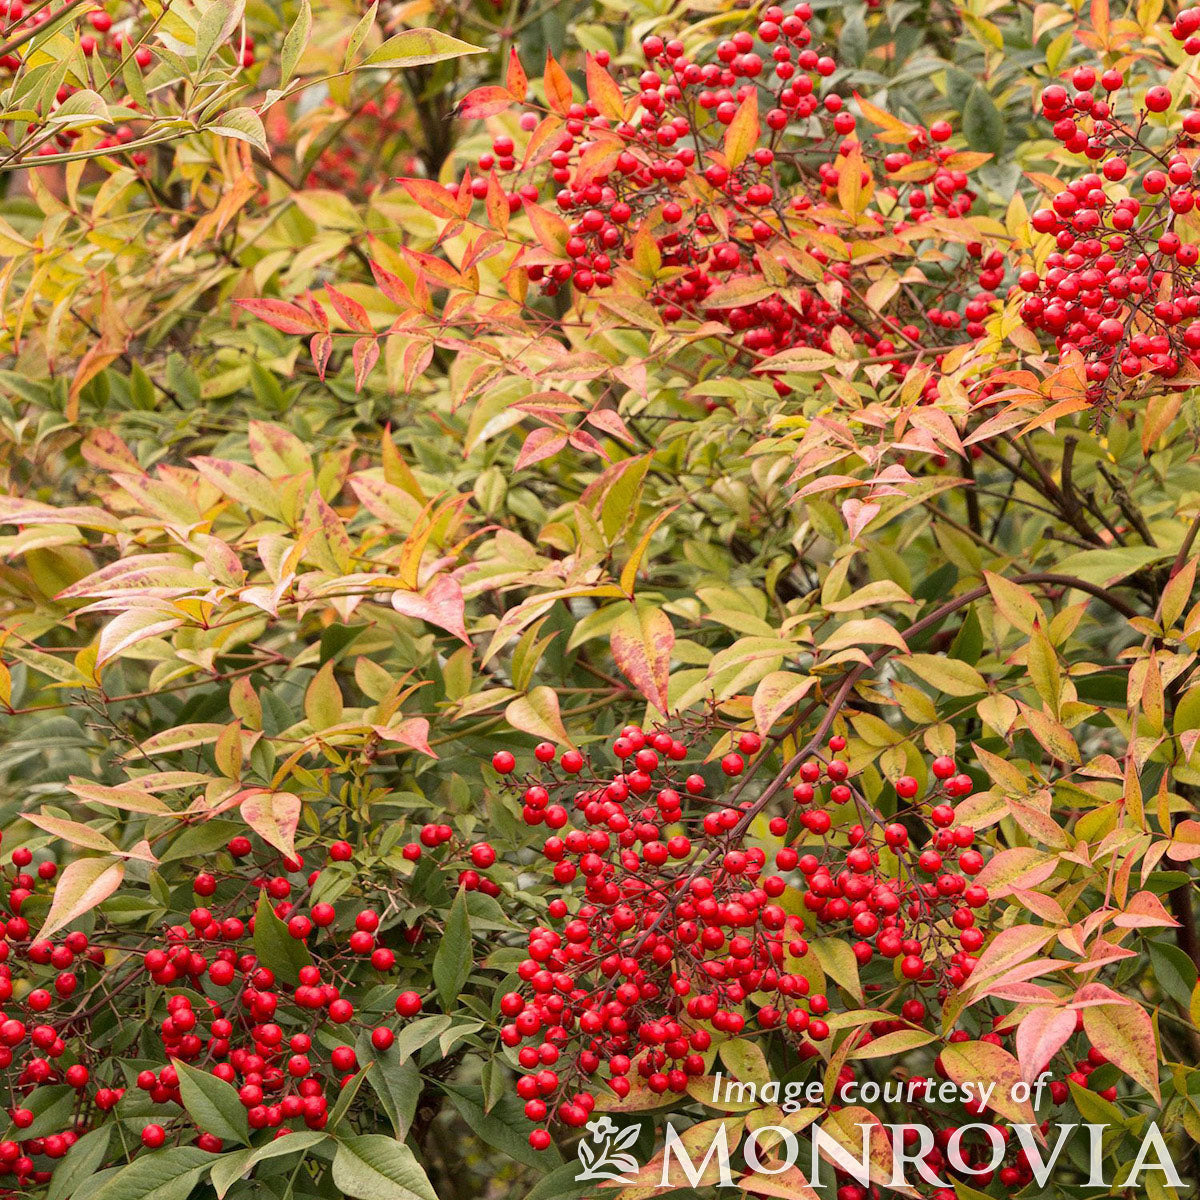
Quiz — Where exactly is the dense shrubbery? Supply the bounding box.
[0,0,1199,1198]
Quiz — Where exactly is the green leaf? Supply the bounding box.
[328,1065,371,1131]
[279,0,311,85]
[48,1126,111,1200]
[331,1135,438,1200]
[210,1131,327,1198]
[1148,939,1198,1010]
[75,1148,212,1200]
[208,108,268,154]
[360,28,484,68]
[963,84,1005,156]
[195,0,245,67]
[355,1030,422,1137]
[173,1058,250,1145]
[342,0,378,67]
[252,890,313,985]
[442,1084,561,1169]
[433,886,472,1007]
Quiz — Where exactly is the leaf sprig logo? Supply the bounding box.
[575,1116,642,1183]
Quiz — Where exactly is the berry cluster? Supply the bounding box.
[437,4,1003,395]
[0,826,497,1188]
[1017,65,1200,403]
[489,723,992,1148]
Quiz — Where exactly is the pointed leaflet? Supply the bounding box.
[391,575,469,643]
[723,91,759,170]
[433,886,472,1007]
[940,1041,1036,1126]
[1015,1007,1078,1082]
[611,603,673,712]
[172,1059,250,1145]
[454,87,515,119]
[585,53,624,120]
[543,51,573,114]
[753,671,817,735]
[361,28,483,68]
[1079,987,1161,1101]
[331,1135,437,1200]
[235,298,322,335]
[38,857,124,939]
[505,686,573,747]
[239,790,301,860]
[506,48,528,100]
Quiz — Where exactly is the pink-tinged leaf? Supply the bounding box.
[940,1041,1037,1126]
[235,298,321,335]
[304,292,329,331]
[567,428,606,458]
[325,285,372,333]
[391,575,470,644]
[842,498,880,541]
[584,407,635,444]
[506,48,527,100]
[240,790,301,860]
[974,847,1058,897]
[515,428,567,471]
[505,686,573,747]
[370,260,412,307]
[1015,1007,1078,1082]
[310,333,333,380]
[39,857,124,939]
[1167,819,1200,861]
[962,924,1054,990]
[454,85,516,119]
[1081,996,1161,1101]
[352,337,380,392]
[1112,889,1179,928]
[752,671,818,735]
[97,607,184,666]
[610,603,673,712]
[372,717,437,758]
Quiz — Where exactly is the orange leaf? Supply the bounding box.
[506,48,527,100]
[543,51,573,115]
[585,53,624,120]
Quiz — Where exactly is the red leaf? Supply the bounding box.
[370,260,413,308]
[325,285,372,333]
[455,85,515,119]
[236,298,321,335]
[352,337,380,391]
[506,48,528,101]
[1015,1007,1077,1083]
[391,575,470,644]
[399,178,468,220]
[310,333,333,380]
[515,428,567,471]
[1078,986,1161,1101]
[523,201,569,255]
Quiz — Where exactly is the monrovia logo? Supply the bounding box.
[575,1117,642,1182]
[574,1114,1185,1190]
